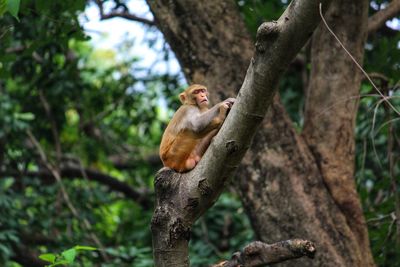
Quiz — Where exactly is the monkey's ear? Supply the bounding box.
[179,93,186,104]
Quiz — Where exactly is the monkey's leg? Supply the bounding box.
[194,129,219,158]
[183,157,197,172]
[179,129,219,172]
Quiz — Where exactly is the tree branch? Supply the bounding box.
[151,0,331,265]
[302,4,375,265]
[2,166,152,209]
[213,239,316,267]
[108,153,161,170]
[26,130,111,261]
[368,0,400,34]
[93,0,155,26]
[189,0,332,221]
[100,11,155,26]
[367,72,390,85]
[38,89,62,161]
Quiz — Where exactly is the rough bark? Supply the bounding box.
[146,1,252,98]
[148,0,331,266]
[302,1,374,265]
[368,0,400,34]
[147,0,376,266]
[213,239,316,267]
[238,98,365,267]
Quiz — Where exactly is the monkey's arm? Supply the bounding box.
[190,106,220,132]
[188,98,235,134]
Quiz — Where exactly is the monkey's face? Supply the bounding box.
[193,88,209,108]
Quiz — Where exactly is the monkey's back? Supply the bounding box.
[159,127,200,172]
[159,105,205,172]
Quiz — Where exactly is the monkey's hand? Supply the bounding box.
[219,98,236,118]
[224,98,235,108]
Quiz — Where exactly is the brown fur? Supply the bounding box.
[159,84,234,172]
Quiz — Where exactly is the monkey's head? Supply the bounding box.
[179,84,209,109]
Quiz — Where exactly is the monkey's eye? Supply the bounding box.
[193,88,207,95]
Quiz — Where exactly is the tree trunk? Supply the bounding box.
[302,0,374,265]
[147,0,375,266]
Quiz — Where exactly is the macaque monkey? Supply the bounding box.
[159,84,235,172]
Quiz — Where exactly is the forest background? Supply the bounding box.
[0,0,399,266]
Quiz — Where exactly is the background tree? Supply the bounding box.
[145,0,399,266]
[0,0,399,266]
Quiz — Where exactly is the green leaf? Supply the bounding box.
[14,112,35,121]
[39,253,56,263]
[61,248,77,263]
[69,0,85,12]
[7,0,20,20]
[74,245,97,251]
[1,177,15,190]
[35,0,48,12]
[49,260,70,266]
[0,0,6,16]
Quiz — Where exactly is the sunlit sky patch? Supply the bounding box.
[79,1,399,78]
[80,1,181,75]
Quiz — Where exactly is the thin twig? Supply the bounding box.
[321,1,400,248]
[371,97,387,169]
[386,104,400,246]
[26,130,109,261]
[199,218,224,258]
[0,25,13,40]
[381,213,397,252]
[367,212,393,224]
[357,137,367,186]
[314,93,386,118]
[374,117,400,135]
[367,72,390,84]
[38,89,62,161]
[319,3,400,117]
[93,0,155,26]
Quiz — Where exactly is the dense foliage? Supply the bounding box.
[0,0,399,266]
